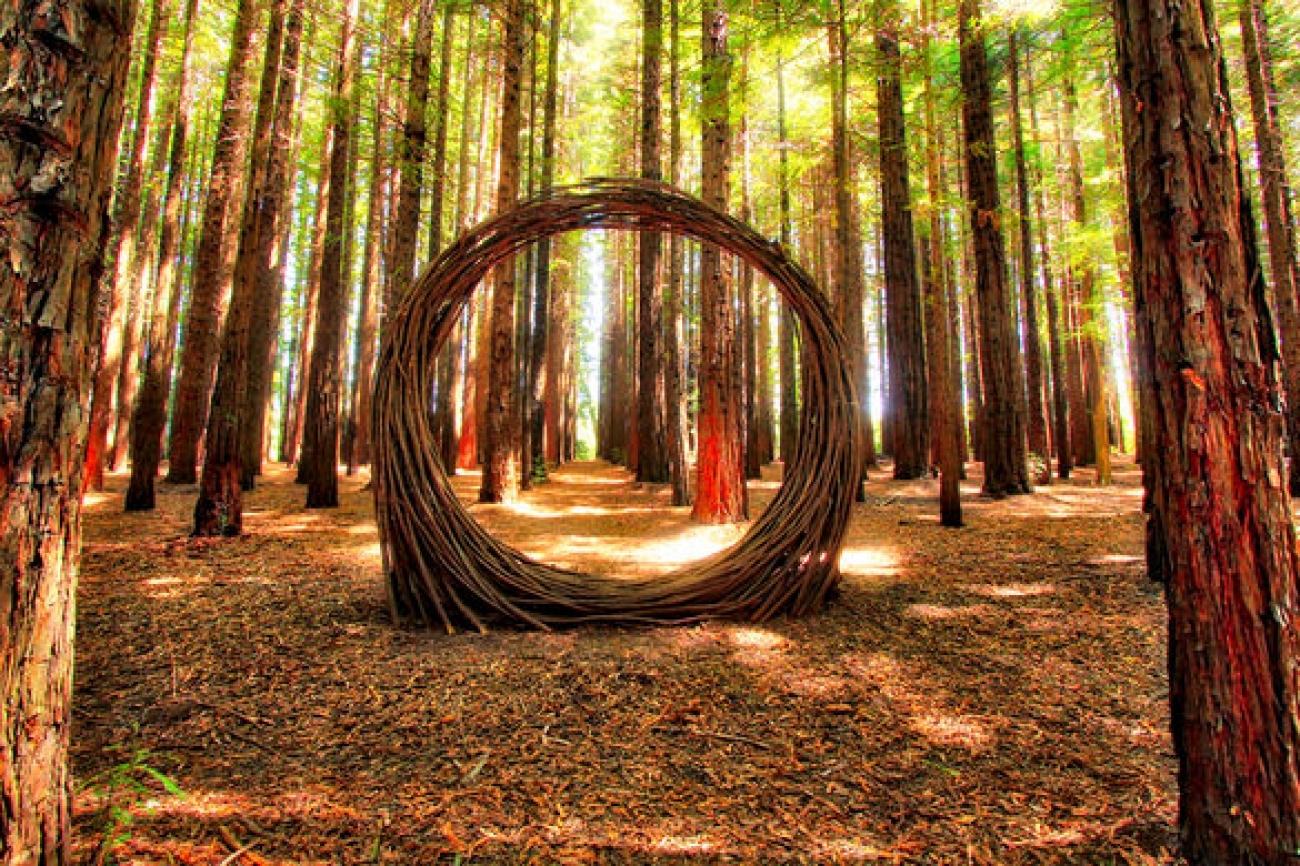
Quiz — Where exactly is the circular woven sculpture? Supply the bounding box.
[373,180,863,631]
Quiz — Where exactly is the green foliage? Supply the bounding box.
[79,741,184,864]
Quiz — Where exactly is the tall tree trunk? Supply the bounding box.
[738,56,761,481]
[1240,0,1300,496]
[1063,73,1110,484]
[1114,1,1300,861]
[877,0,929,480]
[480,0,526,503]
[387,0,435,314]
[636,0,668,483]
[1026,60,1071,480]
[1008,30,1049,483]
[664,0,690,504]
[921,0,962,524]
[286,135,330,471]
[85,0,170,489]
[195,0,287,535]
[454,10,485,470]
[125,0,201,511]
[522,0,561,479]
[0,0,133,855]
[240,0,305,486]
[692,3,746,523]
[958,0,1030,497]
[775,4,798,469]
[829,0,875,480]
[347,72,387,475]
[165,0,263,484]
[427,0,456,260]
[301,0,361,508]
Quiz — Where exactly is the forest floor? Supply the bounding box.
[72,455,1178,865]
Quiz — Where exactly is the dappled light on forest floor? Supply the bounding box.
[74,456,1177,864]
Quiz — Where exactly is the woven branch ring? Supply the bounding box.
[372,179,863,631]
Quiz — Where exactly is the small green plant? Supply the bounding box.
[80,744,183,865]
[531,454,549,484]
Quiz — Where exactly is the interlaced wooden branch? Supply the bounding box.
[372,180,863,631]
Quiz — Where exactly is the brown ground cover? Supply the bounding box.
[72,457,1177,864]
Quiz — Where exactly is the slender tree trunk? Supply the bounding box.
[958,0,1030,497]
[0,0,133,856]
[1240,0,1300,496]
[775,7,798,468]
[348,75,387,475]
[287,141,329,472]
[692,3,746,522]
[240,0,305,486]
[1114,2,1300,861]
[663,0,690,503]
[454,10,485,470]
[427,0,456,260]
[1063,73,1110,484]
[165,0,263,484]
[635,0,668,483]
[877,0,929,480]
[921,0,962,524]
[387,0,435,314]
[480,0,527,503]
[125,0,201,511]
[111,9,184,477]
[301,0,361,508]
[1008,30,1049,483]
[1026,60,1070,480]
[195,0,287,535]
[829,0,875,480]
[85,0,170,489]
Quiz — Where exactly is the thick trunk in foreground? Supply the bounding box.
[165,0,262,484]
[959,0,1030,498]
[1114,1,1300,862]
[692,4,746,523]
[877,0,929,480]
[0,0,133,857]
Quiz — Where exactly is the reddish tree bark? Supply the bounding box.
[0,0,133,855]
[877,0,929,480]
[958,0,1030,497]
[1007,30,1049,482]
[1115,1,1300,861]
[828,0,875,478]
[125,0,201,511]
[165,0,263,484]
[1240,0,1300,496]
[84,0,170,490]
[301,0,361,508]
[637,0,668,484]
[692,3,746,523]
[240,0,305,487]
[195,0,287,536]
[479,0,526,503]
